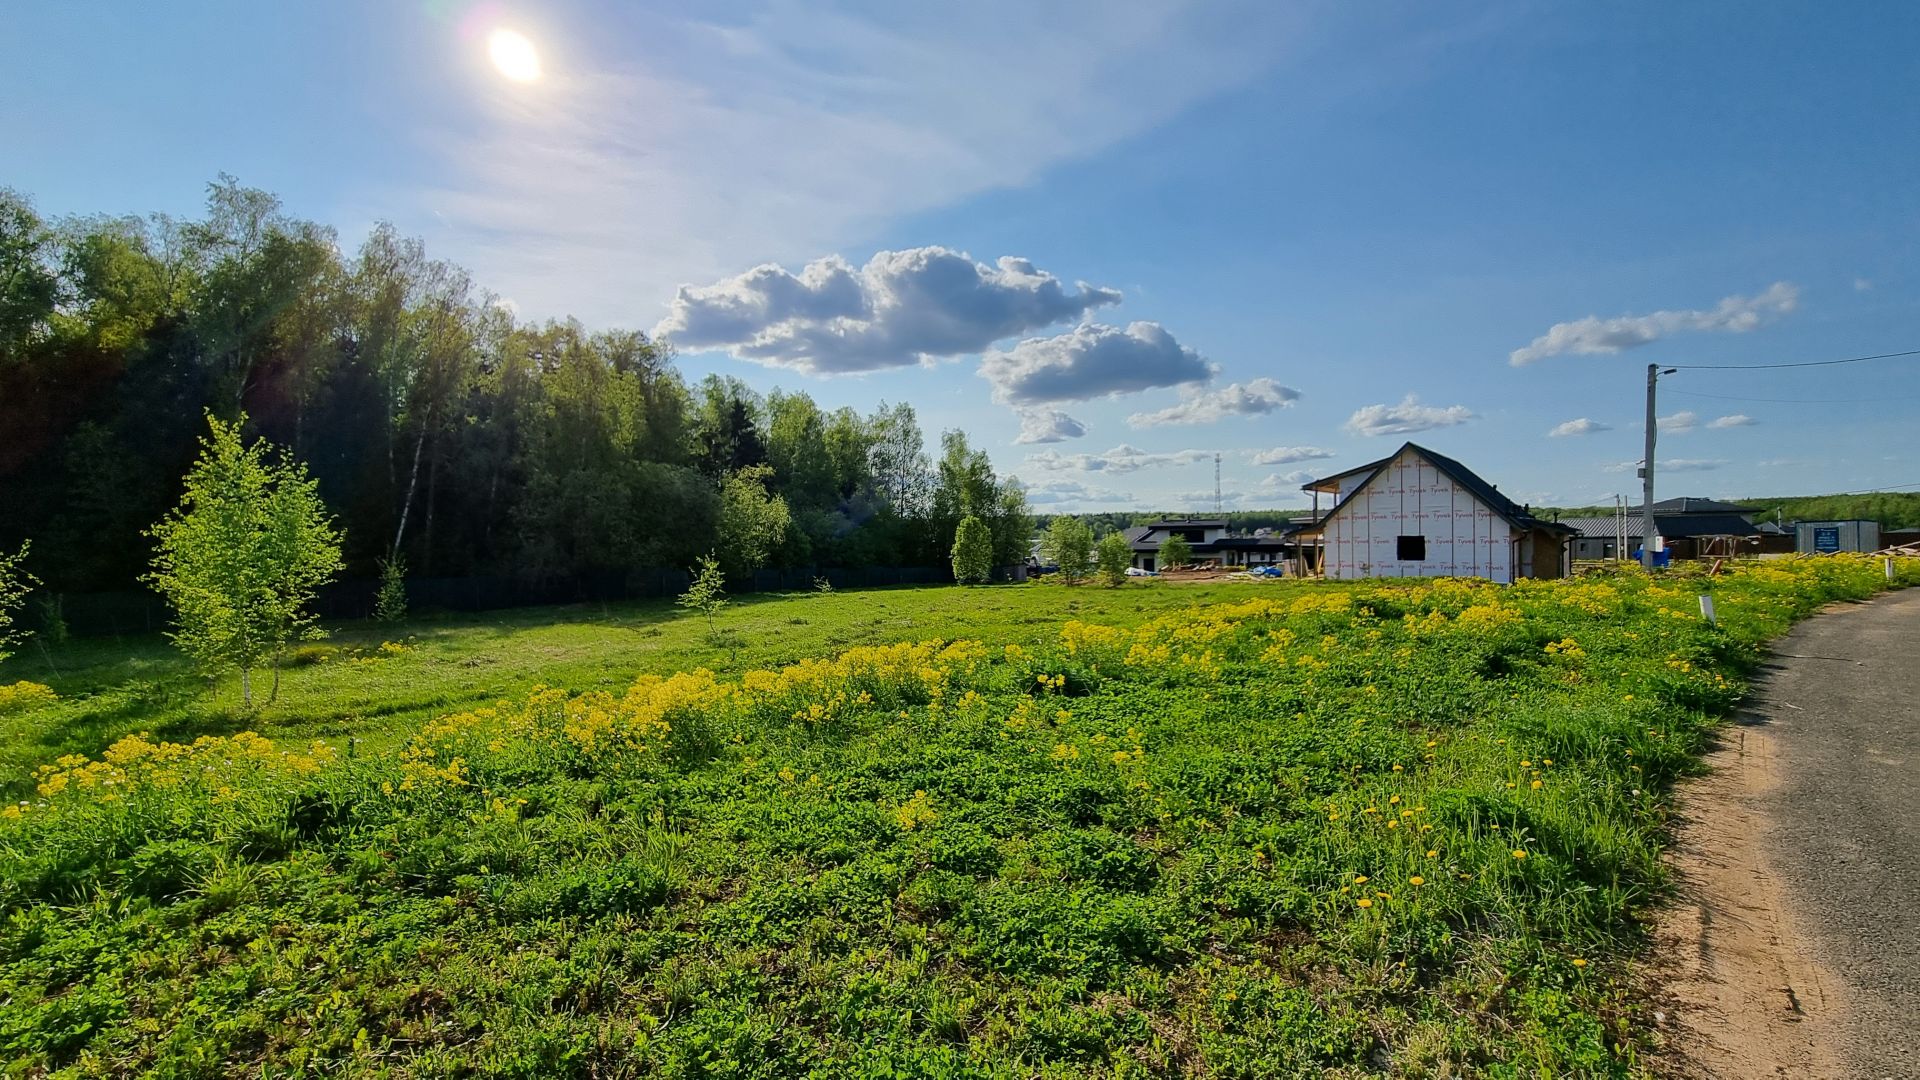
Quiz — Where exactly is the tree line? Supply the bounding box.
[0,178,1032,596]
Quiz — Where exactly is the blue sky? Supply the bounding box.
[7,1,1917,511]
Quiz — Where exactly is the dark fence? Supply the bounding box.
[38,565,955,638]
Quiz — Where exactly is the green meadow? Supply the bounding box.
[0,558,1913,1077]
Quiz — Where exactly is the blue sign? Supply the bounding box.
[1813,526,1840,553]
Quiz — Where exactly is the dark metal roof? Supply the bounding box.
[1654,513,1761,538]
[1142,518,1228,529]
[1302,443,1575,536]
[1561,513,1763,539]
[1652,497,1759,515]
[1131,537,1296,552]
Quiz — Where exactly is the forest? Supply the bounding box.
[0,178,1031,596]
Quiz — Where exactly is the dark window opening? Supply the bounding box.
[1396,535,1426,561]
[1142,557,1155,572]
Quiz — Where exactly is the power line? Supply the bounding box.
[1666,388,1920,405]
[1669,347,1920,371]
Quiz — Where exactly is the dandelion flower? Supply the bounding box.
[1409,876,1425,886]
[1356,898,1373,908]
[1571,958,1588,968]
[1530,779,1543,790]
[1353,875,1369,884]
[1392,764,1403,772]
[1512,849,1527,859]
[1426,849,1438,858]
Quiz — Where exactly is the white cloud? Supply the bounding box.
[1854,277,1873,292]
[407,5,1313,326]
[1344,395,1474,437]
[1260,470,1318,488]
[1126,378,1301,427]
[1657,411,1697,433]
[1023,479,1133,507]
[1507,282,1800,366]
[1548,417,1610,438]
[1024,443,1213,474]
[1707,413,1757,429]
[981,322,1214,405]
[1249,445,1337,466]
[654,248,1120,373]
[1604,457,1727,474]
[1013,408,1088,445]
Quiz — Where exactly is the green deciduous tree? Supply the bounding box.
[145,414,344,709]
[0,542,38,664]
[677,553,728,639]
[1159,533,1192,570]
[951,514,993,584]
[1096,531,1132,587]
[1042,517,1094,584]
[716,464,792,582]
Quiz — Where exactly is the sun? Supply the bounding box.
[487,28,542,83]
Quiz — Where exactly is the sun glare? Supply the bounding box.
[487,28,542,83]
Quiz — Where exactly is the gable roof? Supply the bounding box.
[1300,454,1393,495]
[1652,497,1758,515]
[1303,443,1574,536]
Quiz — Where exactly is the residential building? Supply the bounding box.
[1296,443,1574,582]
[1124,518,1303,571]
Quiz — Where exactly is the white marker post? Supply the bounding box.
[1698,594,1717,627]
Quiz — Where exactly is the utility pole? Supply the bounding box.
[1214,452,1223,516]
[1639,364,1677,568]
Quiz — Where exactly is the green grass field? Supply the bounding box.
[1,560,1915,1077]
[0,583,1266,794]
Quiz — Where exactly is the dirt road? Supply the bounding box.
[1658,586,1920,1079]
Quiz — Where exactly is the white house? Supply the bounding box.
[1296,443,1574,583]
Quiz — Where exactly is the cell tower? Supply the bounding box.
[1214,452,1223,515]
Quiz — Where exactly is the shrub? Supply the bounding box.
[1095,531,1132,587]
[1042,517,1095,583]
[1159,532,1192,569]
[0,542,37,665]
[951,514,994,584]
[374,555,408,622]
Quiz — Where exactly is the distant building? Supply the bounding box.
[1795,520,1881,554]
[1296,442,1574,583]
[1562,499,1766,560]
[1124,518,1304,571]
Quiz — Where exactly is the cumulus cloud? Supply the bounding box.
[1024,443,1213,474]
[1548,417,1611,438]
[1249,445,1336,466]
[655,248,1120,373]
[1013,408,1089,444]
[1126,378,1300,427]
[1261,470,1318,488]
[1657,411,1697,433]
[980,321,1214,405]
[1707,414,1757,429]
[1343,395,1474,437]
[1023,479,1133,506]
[1507,282,1800,366]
